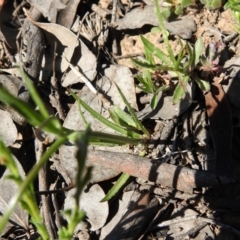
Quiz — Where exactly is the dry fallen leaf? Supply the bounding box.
[28,0,66,23]
[168,208,199,238]
[100,190,140,240]
[116,5,196,39]
[24,9,97,80]
[57,0,81,29]
[137,83,194,120]
[0,156,28,235]
[64,184,109,231]
[0,110,18,146]
[59,64,137,184]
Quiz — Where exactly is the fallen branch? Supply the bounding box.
[87,150,236,193]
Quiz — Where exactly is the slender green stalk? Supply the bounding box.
[0,136,69,238]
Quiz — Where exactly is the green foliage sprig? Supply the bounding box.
[0,67,148,238]
[132,2,210,105]
[159,0,224,19]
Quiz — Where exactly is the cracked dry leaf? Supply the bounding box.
[24,10,97,80]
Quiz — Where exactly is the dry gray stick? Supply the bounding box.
[91,3,109,18]
[49,43,65,121]
[174,221,207,240]
[50,182,62,230]
[35,138,56,239]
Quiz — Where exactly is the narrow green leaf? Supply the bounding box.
[173,82,185,104]
[151,27,161,33]
[140,36,171,65]
[0,140,19,177]
[0,87,63,135]
[150,93,159,109]
[109,106,138,129]
[114,83,150,137]
[161,8,171,19]
[185,42,194,69]
[0,135,70,237]
[89,131,141,145]
[131,58,156,70]
[101,173,130,202]
[175,39,186,69]
[201,0,223,9]
[174,5,183,15]
[20,68,49,119]
[172,75,189,105]
[74,126,91,204]
[181,0,196,8]
[194,37,203,66]
[195,78,210,91]
[136,75,152,93]
[69,90,142,139]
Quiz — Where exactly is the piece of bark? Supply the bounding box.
[21,7,45,80]
[205,81,232,176]
[87,150,235,193]
[0,74,29,125]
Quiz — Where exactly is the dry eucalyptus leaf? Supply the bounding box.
[168,208,199,238]
[100,190,140,240]
[25,12,97,77]
[0,156,28,235]
[59,64,137,183]
[57,0,81,29]
[137,83,194,120]
[0,74,29,125]
[28,0,66,23]
[64,184,109,231]
[0,110,18,146]
[193,224,215,240]
[116,5,196,39]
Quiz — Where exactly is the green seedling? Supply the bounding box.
[159,0,223,19]
[224,0,240,32]
[0,66,150,238]
[73,84,150,202]
[132,0,211,105]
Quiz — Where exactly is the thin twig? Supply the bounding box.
[50,181,63,230]
[49,42,65,120]
[64,57,111,107]
[114,53,145,60]
[35,138,56,239]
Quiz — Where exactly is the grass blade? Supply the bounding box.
[20,68,49,119]
[140,36,171,65]
[114,83,150,138]
[101,173,130,202]
[70,90,143,139]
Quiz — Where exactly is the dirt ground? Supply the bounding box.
[1,0,240,239]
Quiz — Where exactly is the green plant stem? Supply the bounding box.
[89,131,143,145]
[0,135,70,238]
[154,0,177,67]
